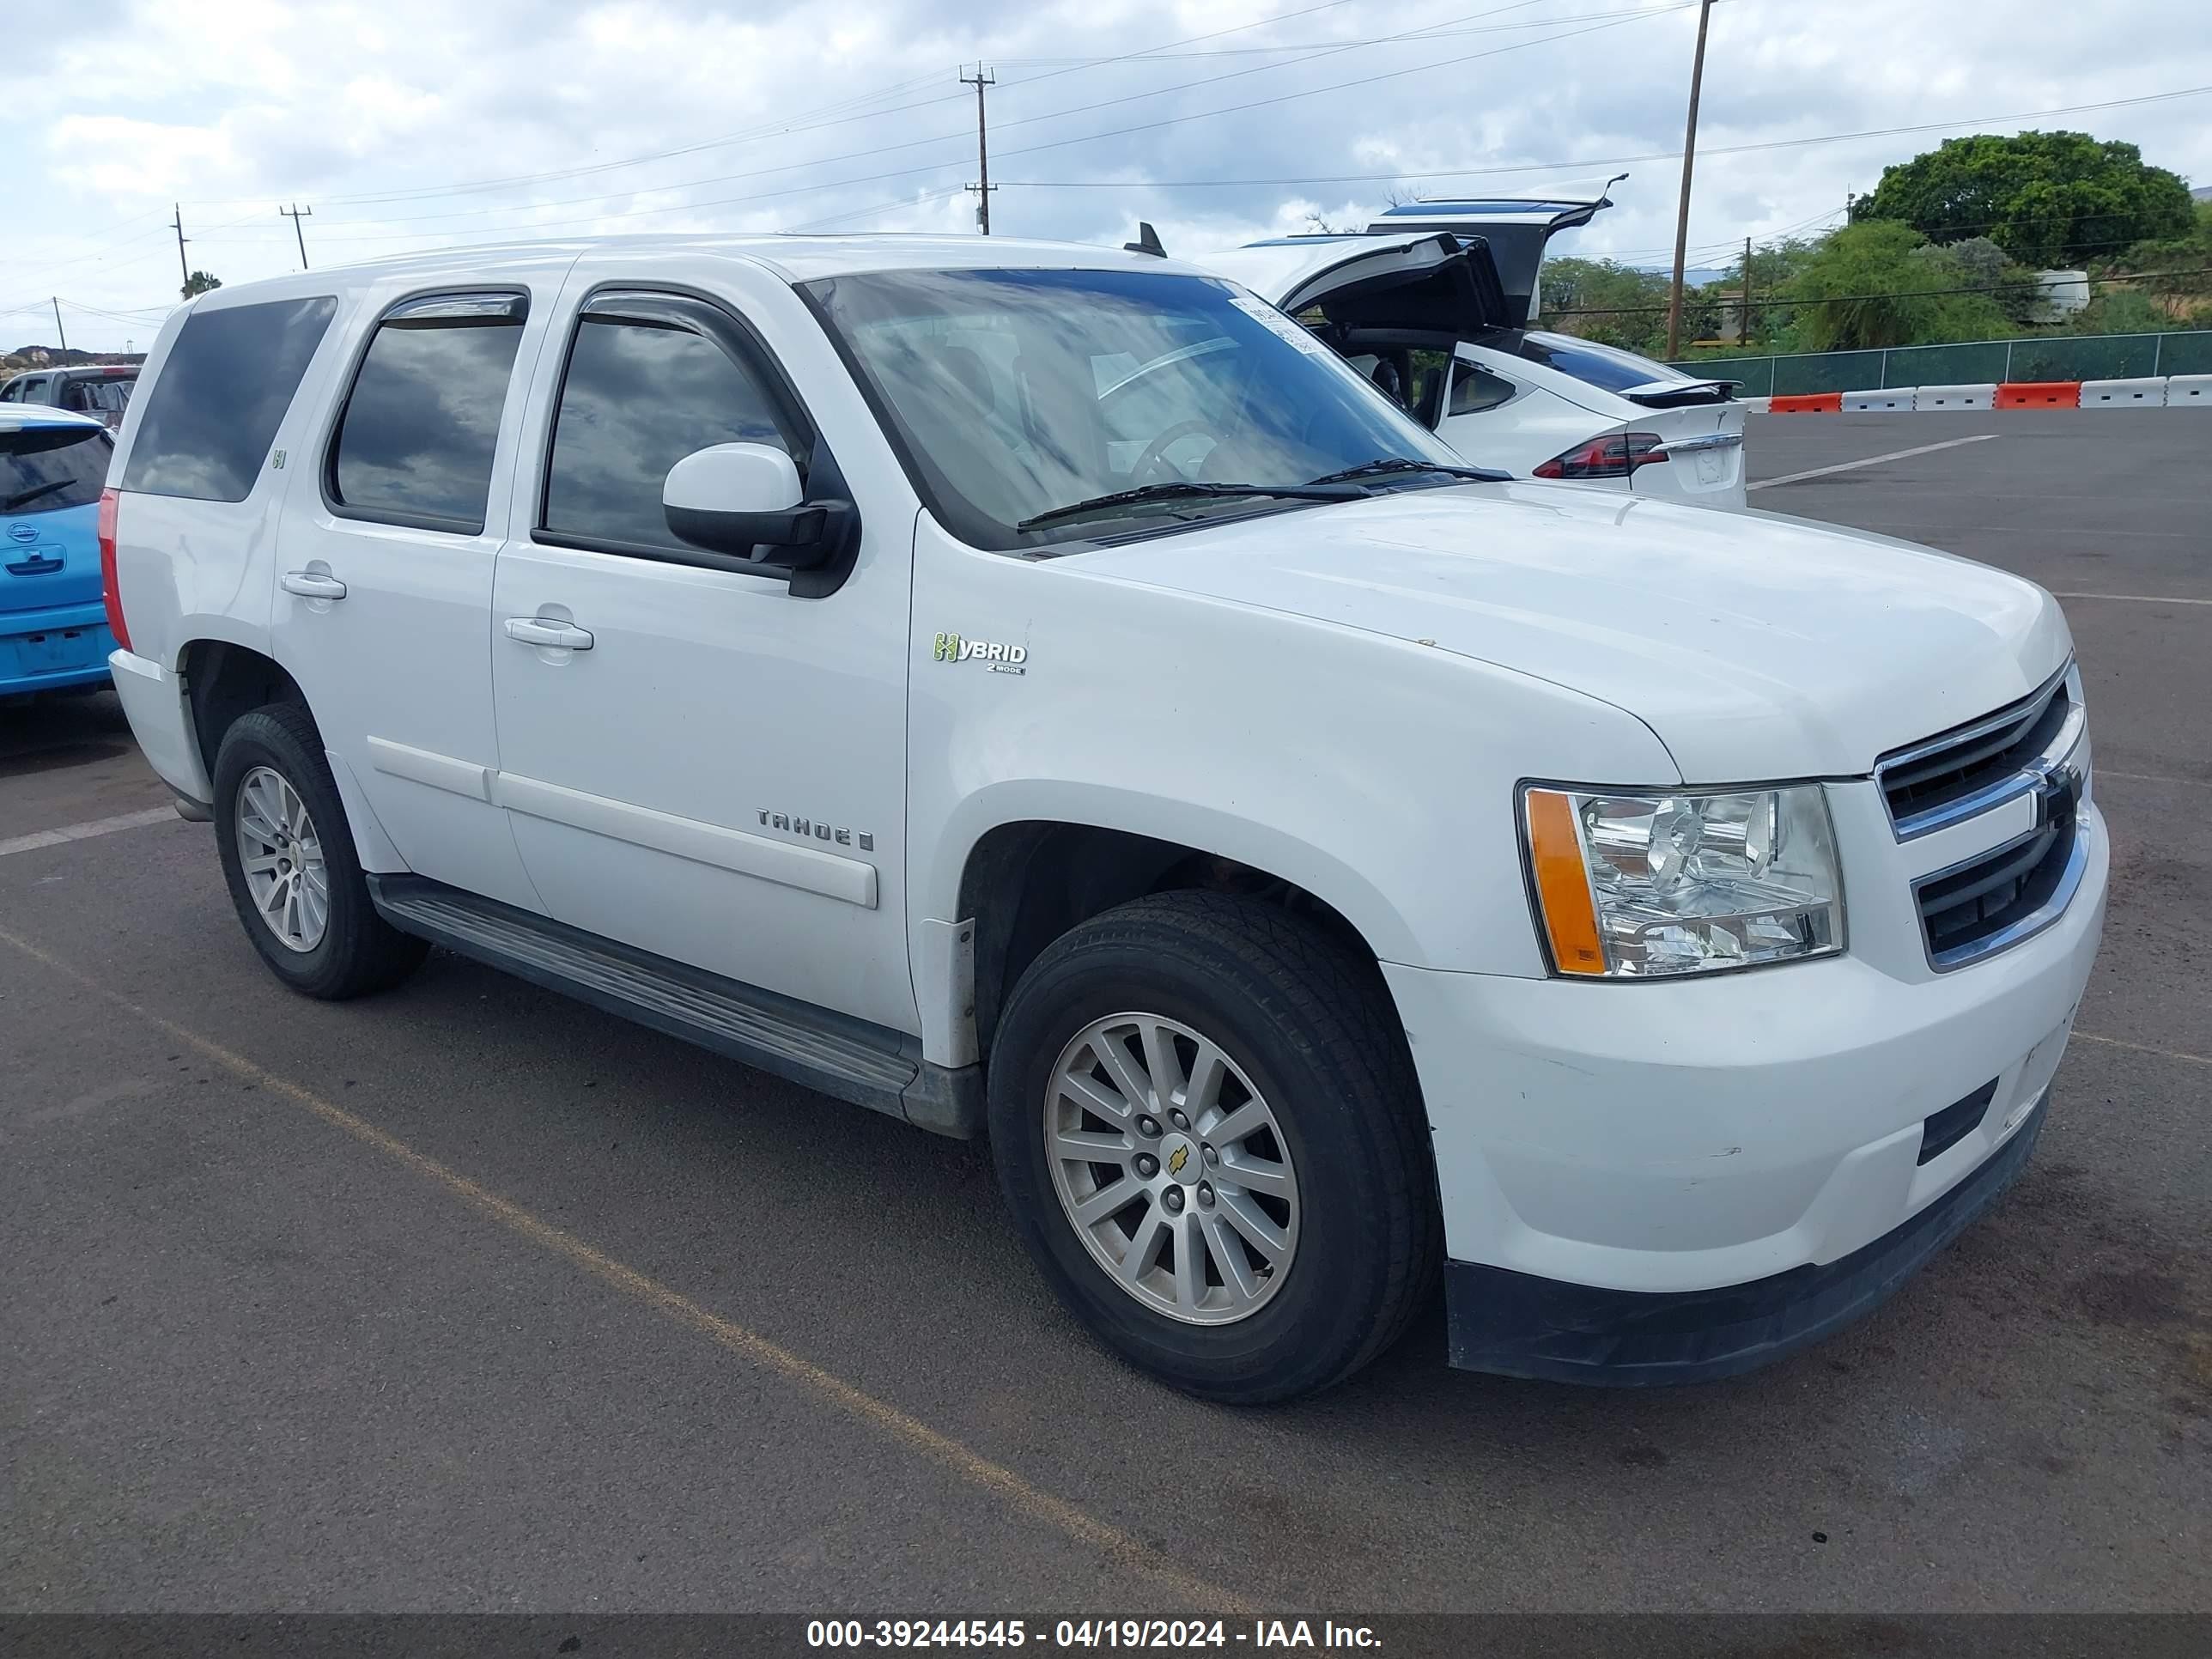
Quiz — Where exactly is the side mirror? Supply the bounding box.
[662,442,852,568]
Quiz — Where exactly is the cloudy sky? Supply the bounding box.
[4,0,2209,351]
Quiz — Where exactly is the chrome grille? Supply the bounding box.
[1875,665,2081,842]
[1911,773,2087,971]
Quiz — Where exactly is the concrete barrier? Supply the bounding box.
[2080,377,2166,408]
[2166,374,2212,406]
[1914,383,1997,410]
[1842,388,1911,411]
[1995,381,2081,409]
[1769,392,1843,414]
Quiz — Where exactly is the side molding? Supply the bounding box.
[363,738,877,908]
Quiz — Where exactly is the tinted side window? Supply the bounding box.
[541,317,789,552]
[330,298,526,532]
[122,296,336,501]
[1,424,112,514]
[1510,330,1689,393]
[1450,362,1516,416]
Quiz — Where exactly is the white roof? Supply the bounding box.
[192,234,1216,309]
[0,404,108,433]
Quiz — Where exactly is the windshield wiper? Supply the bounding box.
[0,479,75,512]
[1303,457,1510,489]
[1016,479,1363,532]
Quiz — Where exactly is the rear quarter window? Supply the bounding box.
[122,295,337,502]
[1,423,112,514]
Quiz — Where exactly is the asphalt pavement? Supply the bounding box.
[3,410,2206,1617]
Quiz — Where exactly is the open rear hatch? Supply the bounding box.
[1200,232,1514,351]
[1360,174,1627,327]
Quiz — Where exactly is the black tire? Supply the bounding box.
[212,703,428,1000]
[988,891,1438,1403]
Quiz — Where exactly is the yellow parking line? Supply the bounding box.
[0,921,1256,1617]
[2074,1031,2212,1069]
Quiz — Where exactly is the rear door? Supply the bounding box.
[273,263,569,911]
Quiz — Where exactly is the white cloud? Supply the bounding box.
[3,0,2209,347]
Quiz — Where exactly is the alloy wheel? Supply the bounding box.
[234,765,329,954]
[1044,1012,1301,1325]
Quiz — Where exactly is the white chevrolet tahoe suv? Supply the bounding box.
[100,234,2105,1401]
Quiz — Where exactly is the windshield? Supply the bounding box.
[804,266,1464,549]
[1508,330,1696,392]
[0,422,112,514]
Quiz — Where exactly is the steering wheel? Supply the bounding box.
[1132,419,1221,484]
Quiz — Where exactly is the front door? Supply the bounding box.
[275,270,568,913]
[488,260,915,1034]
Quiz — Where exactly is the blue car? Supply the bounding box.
[2,404,117,696]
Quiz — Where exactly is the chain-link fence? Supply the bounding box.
[1672,331,2212,397]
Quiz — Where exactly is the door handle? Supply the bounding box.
[281,571,348,600]
[505,617,595,651]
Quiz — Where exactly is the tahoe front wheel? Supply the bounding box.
[989,892,1437,1402]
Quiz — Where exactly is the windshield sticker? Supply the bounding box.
[1228,294,1336,360]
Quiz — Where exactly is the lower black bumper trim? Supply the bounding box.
[1446,1091,2048,1386]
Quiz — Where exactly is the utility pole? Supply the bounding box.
[172,204,191,295]
[1741,234,1752,346]
[52,298,68,354]
[279,203,313,269]
[1663,0,1717,361]
[960,65,997,234]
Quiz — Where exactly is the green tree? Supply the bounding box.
[2112,199,2212,297]
[1778,221,2010,350]
[1533,256,1673,354]
[1854,131,2195,268]
[181,270,222,299]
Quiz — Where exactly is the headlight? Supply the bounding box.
[1522,784,1844,978]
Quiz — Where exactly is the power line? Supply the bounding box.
[286,0,1613,239]
[279,204,313,269]
[985,82,2212,193]
[990,6,1694,61]
[252,5,1675,253]
[961,66,998,234]
[168,0,1383,216]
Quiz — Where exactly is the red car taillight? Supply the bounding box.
[98,487,132,653]
[1531,432,1669,480]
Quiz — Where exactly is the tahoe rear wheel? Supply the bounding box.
[212,704,428,1000]
[989,892,1437,1402]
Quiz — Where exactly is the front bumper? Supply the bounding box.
[1382,798,2106,1378]
[1,600,115,694]
[1447,1090,2047,1383]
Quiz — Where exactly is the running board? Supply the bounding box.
[366,875,982,1138]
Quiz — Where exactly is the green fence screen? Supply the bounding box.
[1673,330,2212,393]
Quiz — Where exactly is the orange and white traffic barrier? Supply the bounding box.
[1994,381,2080,409]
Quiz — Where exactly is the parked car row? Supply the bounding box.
[97,228,2097,1400]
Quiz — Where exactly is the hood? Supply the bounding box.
[1364,176,1626,325]
[1199,232,1513,343]
[1070,485,2070,784]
